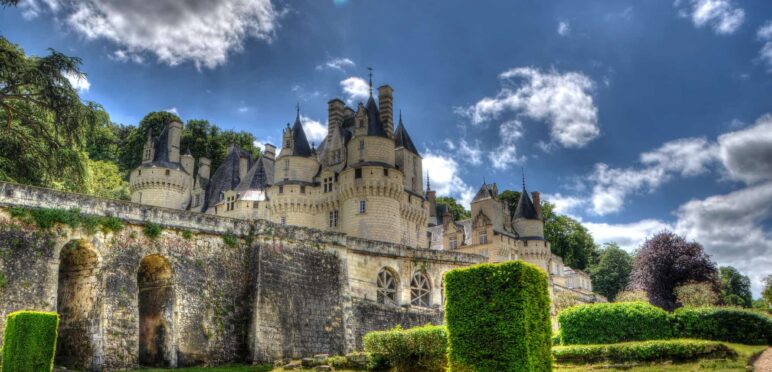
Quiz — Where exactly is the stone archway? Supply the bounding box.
[137,254,176,367]
[56,239,103,370]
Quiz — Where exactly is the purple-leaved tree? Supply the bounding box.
[630,231,719,310]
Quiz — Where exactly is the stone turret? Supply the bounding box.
[181,150,194,175]
[198,157,211,180]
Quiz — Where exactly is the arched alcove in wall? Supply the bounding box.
[137,254,176,367]
[56,239,102,370]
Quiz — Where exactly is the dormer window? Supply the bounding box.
[479,231,488,245]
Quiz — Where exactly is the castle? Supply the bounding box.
[129,79,598,302]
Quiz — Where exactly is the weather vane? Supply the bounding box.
[367,67,373,96]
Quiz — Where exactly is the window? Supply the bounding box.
[280,216,286,225]
[284,159,289,171]
[226,195,236,211]
[479,231,488,245]
[355,168,362,179]
[193,194,200,207]
[253,201,259,209]
[359,200,366,214]
[279,186,284,194]
[328,210,339,228]
[285,140,291,148]
[359,140,364,159]
[383,168,389,177]
[410,272,431,308]
[377,269,398,305]
[300,185,306,194]
[165,169,170,176]
[323,177,333,193]
[359,119,364,128]
[138,170,142,176]
[449,236,457,250]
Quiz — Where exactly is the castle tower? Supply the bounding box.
[512,176,550,270]
[394,112,422,194]
[129,122,194,209]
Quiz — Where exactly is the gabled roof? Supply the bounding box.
[291,113,313,157]
[394,113,419,155]
[513,187,539,220]
[472,182,498,203]
[365,96,388,138]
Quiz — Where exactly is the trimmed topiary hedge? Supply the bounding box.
[673,307,772,345]
[552,339,737,364]
[445,261,552,371]
[2,310,59,372]
[558,302,673,345]
[363,324,447,371]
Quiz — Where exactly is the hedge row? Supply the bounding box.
[445,261,552,372]
[558,302,772,345]
[363,324,447,372]
[553,339,737,364]
[2,311,59,372]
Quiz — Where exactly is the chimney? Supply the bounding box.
[180,152,194,175]
[168,121,183,163]
[427,190,437,217]
[239,156,249,181]
[263,143,276,160]
[327,99,345,142]
[378,85,394,138]
[198,158,211,179]
[532,191,541,219]
[442,209,452,228]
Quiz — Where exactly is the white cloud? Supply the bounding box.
[237,106,249,113]
[164,107,179,115]
[718,114,772,184]
[557,21,571,36]
[757,21,772,72]
[63,70,90,92]
[340,76,370,104]
[443,139,456,150]
[675,181,772,296]
[300,115,327,145]
[23,0,283,69]
[457,140,483,165]
[676,0,744,34]
[316,57,355,71]
[489,120,525,169]
[584,219,673,253]
[542,193,585,216]
[589,137,718,215]
[457,67,599,148]
[423,151,476,208]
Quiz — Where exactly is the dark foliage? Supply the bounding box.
[629,231,719,310]
[719,266,752,308]
[589,243,632,301]
[673,307,772,345]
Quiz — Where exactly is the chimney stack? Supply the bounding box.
[168,121,183,163]
[327,99,345,142]
[378,85,394,138]
[532,191,541,219]
[239,155,249,181]
[263,143,276,160]
[198,158,211,179]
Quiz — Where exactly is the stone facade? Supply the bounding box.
[0,182,481,370]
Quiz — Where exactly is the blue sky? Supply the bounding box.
[2,0,771,295]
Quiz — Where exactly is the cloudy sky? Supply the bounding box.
[2,0,771,295]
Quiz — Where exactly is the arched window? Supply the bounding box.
[377,268,398,305]
[410,272,431,307]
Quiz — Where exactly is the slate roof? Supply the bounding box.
[141,126,182,170]
[513,186,539,220]
[203,145,253,211]
[291,113,313,157]
[472,182,498,203]
[236,155,274,192]
[394,113,419,155]
[365,96,388,138]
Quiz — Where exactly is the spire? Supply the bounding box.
[426,171,431,191]
[399,109,403,125]
[367,67,373,96]
[522,167,526,190]
[290,107,312,157]
[296,102,301,120]
[513,170,539,220]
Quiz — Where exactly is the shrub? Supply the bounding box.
[222,231,238,247]
[363,324,447,372]
[673,307,772,345]
[675,281,719,307]
[445,261,551,371]
[553,339,736,364]
[2,310,59,372]
[558,302,673,344]
[615,290,649,303]
[143,222,162,239]
[182,230,193,240]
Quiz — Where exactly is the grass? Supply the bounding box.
[130,365,273,372]
[554,342,767,371]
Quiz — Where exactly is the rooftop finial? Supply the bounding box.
[522,167,526,190]
[426,171,431,191]
[296,102,300,118]
[483,176,487,185]
[367,67,373,96]
[399,109,403,124]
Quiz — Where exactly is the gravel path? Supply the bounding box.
[755,348,772,372]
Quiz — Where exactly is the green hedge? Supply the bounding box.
[557,302,673,344]
[2,310,59,372]
[552,339,736,364]
[673,307,772,345]
[445,261,552,371]
[363,324,447,371]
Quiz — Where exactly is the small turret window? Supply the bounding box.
[359,200,366,214]
[165,169,170,176]
[329,210,338,228]
[284,159,289,171]
[355,169,362,179]
[280,216,286,225]
[279,186,284,194]
[449,236,457,250]
[300,186,306,194]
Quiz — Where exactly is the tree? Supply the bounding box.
[719,266,752,307]
[615,290,649,303]
[0,36,108,190]
[629,231,720,310]
[763,275,772,306]
[498,189,521,219]
[674,281,719,307]
[542,202,598,270]
[435,196,471,221]
[588,243,632,301]
[553,291,581,313]
[86,160,129,200]
[752,298,769,311]
[119,111,182,171]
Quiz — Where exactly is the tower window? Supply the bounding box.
[449,236,457,250]
[138,170,142,176]
[479,231,488,245]
[329,210,339,228]
[279,186,284,194]
[300,185,306,194]
[284,159,289,171]
[280,216,286,225]
[355,168,362,179]
[165,169,170,176]
[359,200,366,214]
[383,168,389,177]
